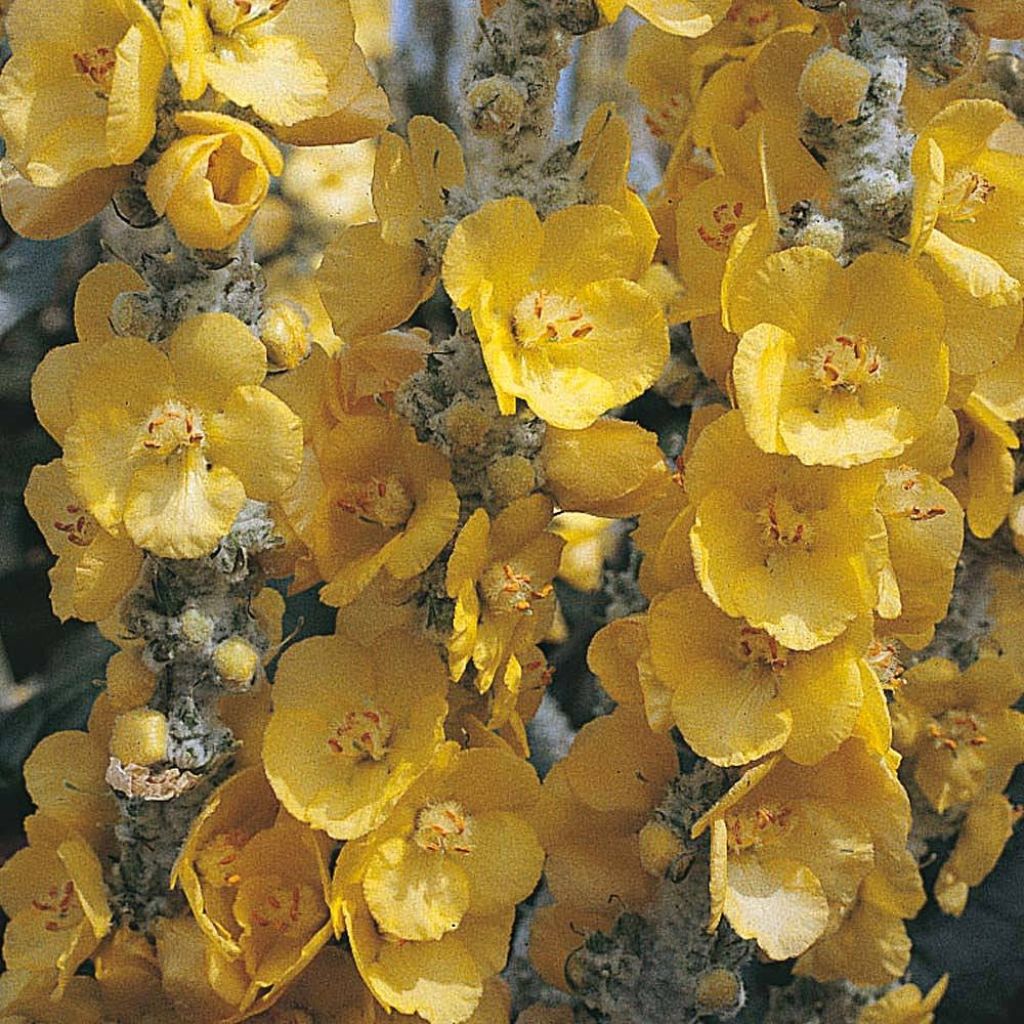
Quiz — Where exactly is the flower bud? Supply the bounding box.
[213,636,260,690]
[110,709,169,766]
[798,48,872,124]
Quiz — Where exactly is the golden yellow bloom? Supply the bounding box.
[728,248,948,467]
[541,419,672,518]
[948,393,1019,538]
[318,116,465,341]
[0,969,103,1023]
[0,0,166,187]
[24,460,142,624]
[443,197,668,429]
[161,0,390,144]
[300,413,458,607]
[686,410,889,650]
[91,925,180,1023]
[597,0,730,37]
[907,100,1024,312]
[146,112,283,251]
[59,314,303,559]
[0,814,111,990]
[446,495,562,692]
[648,585,872,766]
[262,629,447,839]
[551,512,618,592]
[333,745,544,1024]
[172,767,333,1017]
[693,738,911,963]
[893,656,1024,814]
[282,138,376,226]
[859,975,949,1024]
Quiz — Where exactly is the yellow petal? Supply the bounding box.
[167,312,267,408]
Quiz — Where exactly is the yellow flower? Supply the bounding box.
[892,656,1024,814]
[728,248,948,467]
[91,924,180,1023]
[317,116,465,341]
[686,410,889,651]
[445,494,563,692]
[648,585,873,766]
[859,976,949,1024]
[0,813,111,990]
[24,460,142,624]
[59,313,303,559]
[262,629,447,839]
[171,767,333,1017]
[907,100,1024,309]
[161,0,390,144]
[692,738,911,963]
[0,969,102,1023]
[146,112,283,251]
[332,745,544,1024]
[0,0,166,187]
[303,413,458,607]
[282,138,376,226]
[443,197,668,429]
[540,419,672,518]
[966,1,1024,37]
[935,793,1017,917]
[551,512,618,592]
[597,0,730,37]
[948,393,1019,538]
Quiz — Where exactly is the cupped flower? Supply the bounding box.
[858,975,948,1024]
[146,112,283,251]
[332,744,544,1024]
[262,629,448,839]
[445,494,563,693]
[892,656,1024,814]
[0,814,111,991]
[692,737,911,962]
[317,116,465,342]
[60,313,303,559]
[907,100,1024,310]
[648,584,872,766]
[0,0,166,187]
[171,767,333,1018]
[686,410,889,651]
[728,247,948,467]
[303,413,459,607]
[443,197,668,429]
[161,0,390,143]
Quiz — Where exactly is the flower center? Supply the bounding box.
[511,290,594,349]
[53,503,97,549]
[757,492,812,548]
[696,201,746,252]
[136,400,205,458]
[928,709,988,753]
[866,637,903,688]
[480,561,553,615]
[208,0,289,34]
[413,801,475,855]
[335,475,413,529]
[725,802,793,853]
[883,466,948,521]
[736,626,788,672]
[196,828,250,887]
[72,46,116,96]
[249,881,322,936]
[326,707,396,761]
[30,880,82,933]
[645,93,691,141]
[810,334,883,393]
[726,0,779,41]
[941,168,995,223]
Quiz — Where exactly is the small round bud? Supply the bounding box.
[638,821,684,878]
[109,290,156,339]
[487,455,536,505]
[798,48,872,124]
[261,301,312,371]
[180,607,215,645]
[445,401,493,451]
[793,216,845,257]
[695,967,744,1018]
[213,636,260,690]
[466,75,527,137]
[110,709,169,766]
[106,651,157,711]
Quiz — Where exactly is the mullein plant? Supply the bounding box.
[2,1,1024,1022]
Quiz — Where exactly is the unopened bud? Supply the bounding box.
[110,709,169,766]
